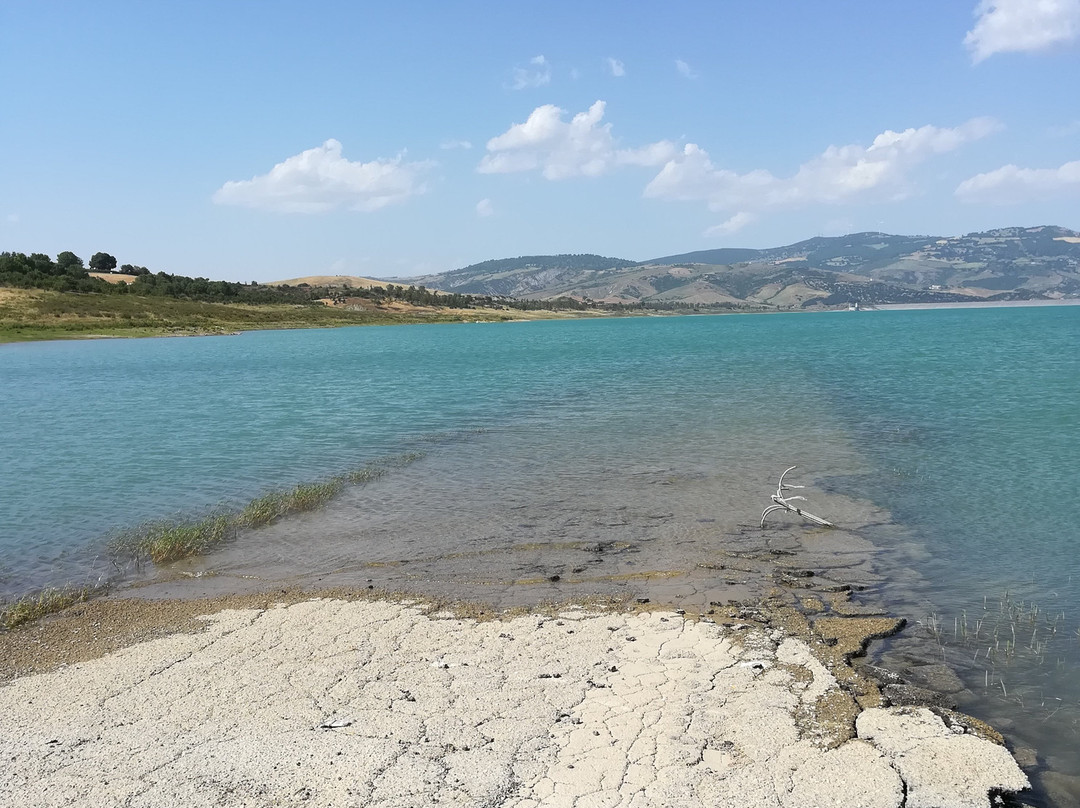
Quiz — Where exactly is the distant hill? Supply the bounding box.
[268,275,389,289]
[639,247,763,266]
[412,226,1080,308]
[404,254,637,297]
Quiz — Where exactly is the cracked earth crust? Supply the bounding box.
[0,599,1028,807]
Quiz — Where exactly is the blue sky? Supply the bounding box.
[2,1,1078,282]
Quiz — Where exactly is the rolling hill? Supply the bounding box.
[404,226,1080,308]
[267,275,389,290]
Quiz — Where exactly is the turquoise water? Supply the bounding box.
[2,306,1078,803]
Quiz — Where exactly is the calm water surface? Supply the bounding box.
[2,307,1078,804]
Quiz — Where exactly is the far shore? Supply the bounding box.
[4,291,1075,346]
[873,298,1080,311]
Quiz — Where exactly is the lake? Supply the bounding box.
[1,305,1077,804]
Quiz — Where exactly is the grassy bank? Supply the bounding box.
[0,288,557,343]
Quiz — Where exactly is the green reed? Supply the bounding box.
[113,451,427,564]
[0,584,103,630]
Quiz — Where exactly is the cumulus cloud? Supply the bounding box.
[213,140,433,213]
[675,59,697,78]
[956,159,1080,201]
[477,101,678,180]
[510,55,551,90]
[965,0,1080,62]
[440,139,472,150]
[644,118,1000,231]
[607,57,626,77]
[704,212,754,237]
[476,198,494,217]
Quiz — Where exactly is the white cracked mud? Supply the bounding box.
[0,600,1027,807]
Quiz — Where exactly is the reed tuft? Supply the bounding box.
[0,584,101,630]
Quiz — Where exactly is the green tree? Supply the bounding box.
[89,252,118,273]
[56,251,84,270]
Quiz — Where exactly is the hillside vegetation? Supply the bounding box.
[413,226,1080,306]
[0,251,604,342]
[5,226,1076,342]
[0,288,539,343]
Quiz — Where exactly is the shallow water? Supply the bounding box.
[2,306,1078,804]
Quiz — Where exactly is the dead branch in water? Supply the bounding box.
[760,466,834,528]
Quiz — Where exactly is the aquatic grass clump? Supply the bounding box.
[345,467,388,485]
[0,584,101,630]
[238,479,346,528]
[237,452,428,528]
[343,451,425,484]
[105,450,430,569]
[916,586,1080,721]
[116,514,235,564]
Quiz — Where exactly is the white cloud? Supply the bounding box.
[4,213,18,225]
[440,139,472,150]
[607,57,625,77]
[510,55,551,90]
[956,159,1080,201]
[476,198,494,217]
[644,118,1000,228]
[704,212,754,237]
[477,101,678,180]
[675,59,697,79]
[213,139,433,213]
[965,0,1080,62]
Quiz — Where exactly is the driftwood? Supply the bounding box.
[760,466,834,528]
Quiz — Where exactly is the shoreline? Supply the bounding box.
[0,457,1053,803]
[873,298,1080,312]
[0,306,1067,803]
[0,590,1029,807]
[5,295,1075,345]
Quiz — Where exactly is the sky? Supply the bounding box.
[1,1,1079,282]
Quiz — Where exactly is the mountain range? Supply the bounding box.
[402,225,1080,308]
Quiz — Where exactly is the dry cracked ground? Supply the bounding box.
[0,600,1027,807]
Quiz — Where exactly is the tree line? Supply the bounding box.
[0,250,600,312]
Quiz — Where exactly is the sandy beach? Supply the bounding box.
[0,596,1028,807]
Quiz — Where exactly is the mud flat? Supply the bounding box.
[0,594,1028,807]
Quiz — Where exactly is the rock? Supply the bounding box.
[1010,746,1038,770]
[882,684,956,710]
[786,740,903,808]
[905,663,966,694]
[812,617,907,658]
[856,707,1029,808]
[860,664,904,687]
[800,597,825,613]
[831,600,891,617]
[1036,770,1080,807]
[930,709,1005,746]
